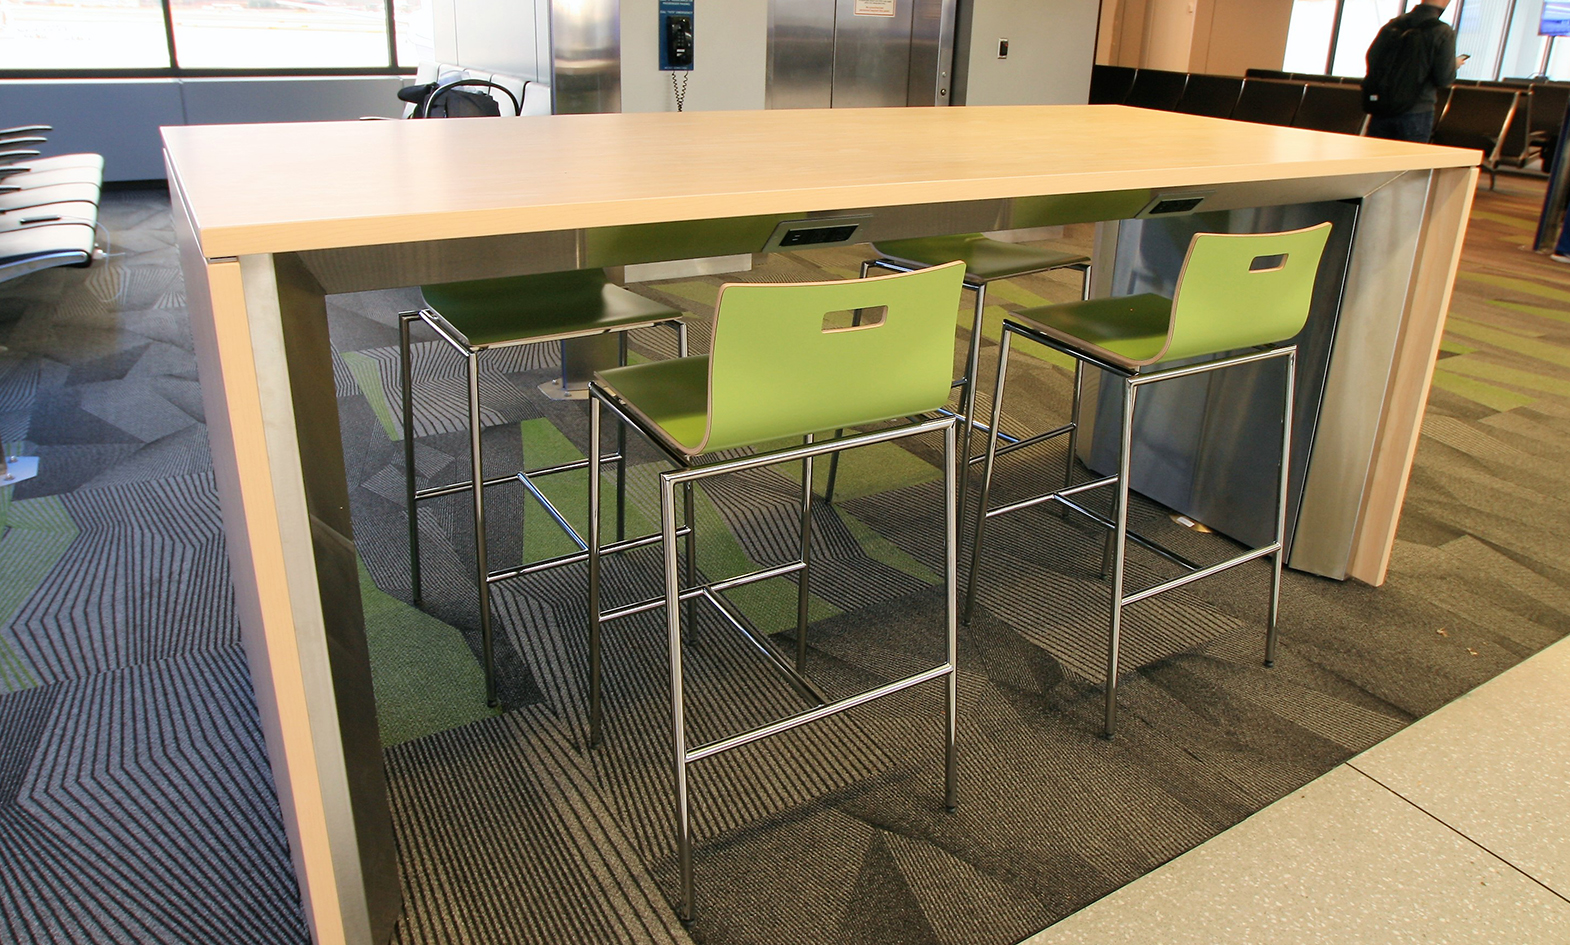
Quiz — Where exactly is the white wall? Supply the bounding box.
[435,0,549,81]
[0,76,405,181]
[955,0,1101,105]
[620,1,767,112]
[1142,0,1199,70]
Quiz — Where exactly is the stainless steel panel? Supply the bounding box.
[832,0,916,108]
[551,0,621,115]
[1291,170,1433,578]
[768,0,836,109]
[907,0,958,105]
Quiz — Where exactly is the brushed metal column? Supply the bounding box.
[551,0,622,115]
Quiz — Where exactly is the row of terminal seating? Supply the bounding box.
[1092,64,1570,188]
[0,125,103,285]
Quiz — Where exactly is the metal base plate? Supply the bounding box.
[537,379,589,401]
[1,456,39,486]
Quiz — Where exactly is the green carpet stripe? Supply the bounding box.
[837,508,941,585]
[1437,355,1570,397]
[0,494,78,693]
[1444,317,1570,368]
[1439,338,1477,355]
[516,419,656,565]
[1458,271,1570,304]
[342,350,401,441]
[360,558,494,747]
[1469,210,1538,231]
[1487,299,1570,326]
[984,280,1054,309]
[1430,368,1534,412]
[982,305,1076,369]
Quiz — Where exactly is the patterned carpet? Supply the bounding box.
[1,177,1568,945]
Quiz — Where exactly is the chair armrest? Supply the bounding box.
[0,150,42,164]
[0,125,51,137]
[0,167,29,180]
[0,137,48,150]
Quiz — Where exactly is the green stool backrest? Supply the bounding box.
[1161,222,1332,363]
[699,261,966,453]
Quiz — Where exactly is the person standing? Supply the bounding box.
[1361,0,1464,143]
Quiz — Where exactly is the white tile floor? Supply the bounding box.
[1023,635,1570,944]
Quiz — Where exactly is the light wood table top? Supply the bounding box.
[163,105,1480,259]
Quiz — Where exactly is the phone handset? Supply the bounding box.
[666,16,694,67]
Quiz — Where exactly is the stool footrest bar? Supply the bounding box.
[600,559,806,623]
[414,453,624,501]
[486,526,690,583]
[1052,493,1205,571]
[1122,544,1279,606]
[685,664,953,764]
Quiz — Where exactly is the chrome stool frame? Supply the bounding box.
[587,390,959,922]
[399,307,687,707]
[824,255,1092,520]
[965,319,1296,737]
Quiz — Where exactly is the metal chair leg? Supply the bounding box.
[683,481,697,639]
[964,327,1014,625]
[956,281,987,535]
[467,351,498,709]
[797,433,814,672]
[1104,377,1137,739]
[399,312,421,606]
[587,395,604,748]
[941,419,959,812]
[660,471,695,922]
[1065,360,1084,494]
[617,333,629,542]
[1266,349,1297,668]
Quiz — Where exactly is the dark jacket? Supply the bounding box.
[1365,3,1458,113]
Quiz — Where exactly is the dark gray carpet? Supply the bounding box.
[0,180,1566,945]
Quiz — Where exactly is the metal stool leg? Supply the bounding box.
[587,396,604,748]
[797,433,814,672]
[1266,349,1297,668]
[1064,360,1084,494]
[660,471,695,922]
[941,419,959,811]
[616,333,629,542]
[467,350,498,709]
[964,327,1014,625]
[956,280,986,535]
[683,481,697,639]
[1104,376,1137,738]
[399,312,421,606]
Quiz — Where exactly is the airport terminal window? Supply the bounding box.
[0,0,172,70]
[1285,0,1570,80]
[0,0,433,74]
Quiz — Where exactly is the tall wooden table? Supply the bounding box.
[164,106,1478,945]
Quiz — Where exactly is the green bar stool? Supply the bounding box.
[399,268,685,708]
[824,233,1091,514]
[964,223,1332,737]
[586,262,967,922]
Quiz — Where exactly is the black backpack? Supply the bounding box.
[1361,17,1443,117]
[397,82,503,119]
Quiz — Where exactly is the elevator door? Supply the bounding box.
[766,0,954,109]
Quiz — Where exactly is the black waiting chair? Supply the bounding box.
[1124,69,1189,111]
[1431,86,1521,188]
[1175,74,1243,118]
[1529,82,1569,169]
[1232,79,1305,126]
[1090,65,1138,105]
[1245,68,1291,80]
[1292,83,1367,135]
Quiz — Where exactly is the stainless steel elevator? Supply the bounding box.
[766,0,958,108]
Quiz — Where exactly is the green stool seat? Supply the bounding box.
[873,234,1091,282]
[400,267,685,709]
[966,223,1333,739]
[586,262,967,923]
[420,269,681,348]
